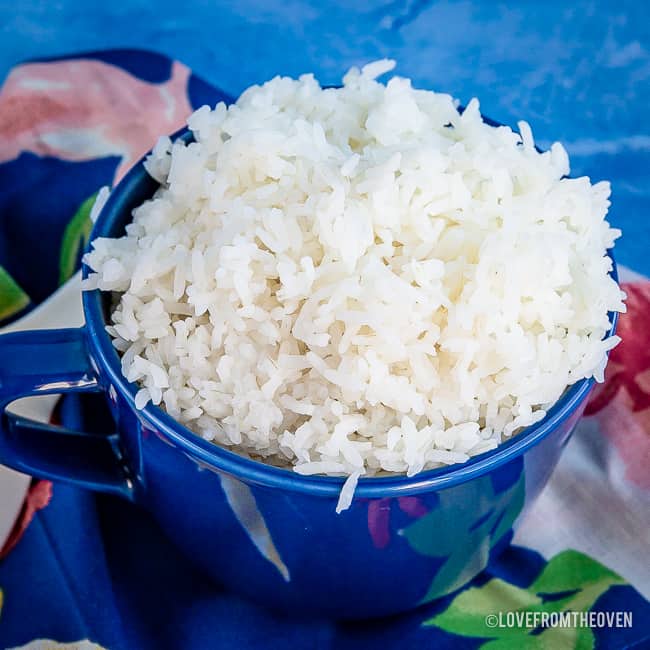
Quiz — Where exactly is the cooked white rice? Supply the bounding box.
[83,60,625,512]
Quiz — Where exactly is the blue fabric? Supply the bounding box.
[0,154,120,304]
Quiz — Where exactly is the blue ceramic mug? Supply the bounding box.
[0,129,619,619]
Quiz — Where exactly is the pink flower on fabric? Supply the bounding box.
[585,281,650,490]
[0,58,193,182]
[0,480,52,559]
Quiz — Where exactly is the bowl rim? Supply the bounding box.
[82,126,619,498]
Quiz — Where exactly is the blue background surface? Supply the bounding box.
[0,0,648,272]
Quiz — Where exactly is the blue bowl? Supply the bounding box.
[0,127,619,619]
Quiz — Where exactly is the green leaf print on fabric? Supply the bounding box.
[425,550,626,649]
[0,266,30,322]
[58,192,97,285]
[478,624,594,650]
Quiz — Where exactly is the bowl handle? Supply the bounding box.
[0,327,134,500]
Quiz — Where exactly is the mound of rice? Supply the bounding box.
[83,60,625,512]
